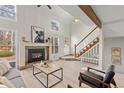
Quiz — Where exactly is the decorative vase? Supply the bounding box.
[40,60,44,66]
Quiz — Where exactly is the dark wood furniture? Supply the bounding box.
[79,66,117,88]
[33,63,63,88]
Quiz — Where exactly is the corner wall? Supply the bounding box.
[103,37,124,73]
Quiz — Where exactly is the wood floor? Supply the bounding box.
[20,60,124,88]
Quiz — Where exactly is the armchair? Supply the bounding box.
[78,65,117,88]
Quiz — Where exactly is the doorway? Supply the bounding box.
[64,44,70,55]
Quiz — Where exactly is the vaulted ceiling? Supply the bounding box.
[60,5,124,38]
[92,5,124,38]
[59,5,95,27]
[37,5,124,38]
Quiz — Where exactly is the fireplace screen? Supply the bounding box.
[28,48,45,63]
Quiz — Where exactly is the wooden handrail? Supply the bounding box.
[76,26,98,47]
[76,36,99,57]
[80,36,99,51]
[74,26,98,57]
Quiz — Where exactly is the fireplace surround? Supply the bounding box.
[19,42,52,69]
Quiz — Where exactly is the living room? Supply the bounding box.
[0,3,124,89]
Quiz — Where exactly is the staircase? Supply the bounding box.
[76,37,99,57]
[60,26,100,64]
[81,43,99,65]
[74,26,100,65]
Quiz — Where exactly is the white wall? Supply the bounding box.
[0,5,73,67]
[103,37,124,73]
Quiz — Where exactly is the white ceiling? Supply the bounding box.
[34,5,95,27]
[59,5,95,27]
[49,5,74,22]
[36,5,74,22]
[92,5,124,38]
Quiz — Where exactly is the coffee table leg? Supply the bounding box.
[33,66,34,75]
[47,74,48,88]
[61,68,63,81]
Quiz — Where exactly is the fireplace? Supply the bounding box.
[28,48,45,63]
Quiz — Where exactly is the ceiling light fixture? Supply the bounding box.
[74,18,79,23]
[37,5,52,9]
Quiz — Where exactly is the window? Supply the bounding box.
[0,29,16,62]
[0,5,16,20]
[51,37,59,54]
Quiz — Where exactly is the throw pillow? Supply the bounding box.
[0,61,11,76]
[0,64,9,76]
[0,76,15,88]
[0,61,12,69]
[104,71,115,83]
[0,84,8,88]
[105,65,115,74]
[103,71,115,88]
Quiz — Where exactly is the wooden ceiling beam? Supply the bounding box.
[79,5,102,28]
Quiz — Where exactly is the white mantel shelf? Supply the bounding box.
[23,42,52,47]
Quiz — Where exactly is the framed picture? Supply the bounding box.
[111,47,121,65]
[51,20,60,31]
[31,25,44,43]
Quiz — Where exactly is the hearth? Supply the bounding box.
[28,48,45,63]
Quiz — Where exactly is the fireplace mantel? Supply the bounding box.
[19,41,52,69]
[22,42,51,47]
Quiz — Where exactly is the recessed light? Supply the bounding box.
[74,18,79,23]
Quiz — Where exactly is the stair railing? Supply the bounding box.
[74,26,98,57]
[81,44,99,65]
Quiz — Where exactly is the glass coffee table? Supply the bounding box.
[33,63,63,88]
